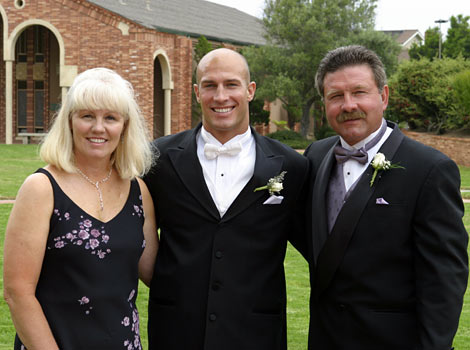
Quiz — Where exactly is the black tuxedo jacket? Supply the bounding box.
[304,121,468,350]
[143,124,309,350]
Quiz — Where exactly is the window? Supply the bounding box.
[16,31,27,63]
[17,80,27,132]
[34,26,44,63]
[34,81,44,131]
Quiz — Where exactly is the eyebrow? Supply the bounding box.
[325,84,370,98]
[200,78,242,85]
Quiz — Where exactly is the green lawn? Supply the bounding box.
[460,166,470,190]
[460,166,470,200]
[0,145,45,199]
[0,145,469,349]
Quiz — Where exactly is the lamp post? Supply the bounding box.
[434,19,448,59]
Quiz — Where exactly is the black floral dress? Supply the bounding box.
[14,168,146,350]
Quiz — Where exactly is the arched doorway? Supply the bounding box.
[153,51,173,137]
[153,57,164,139]
[14,25,60,135]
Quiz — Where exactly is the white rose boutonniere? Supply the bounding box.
[370,153,404,187]
[254,171,287,195]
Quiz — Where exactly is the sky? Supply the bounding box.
[207,0,470,38]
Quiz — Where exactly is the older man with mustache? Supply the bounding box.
[304,45,468,350]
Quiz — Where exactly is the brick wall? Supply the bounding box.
[0,0,194,143]
[403,130,470,167]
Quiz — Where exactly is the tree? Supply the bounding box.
[409,27,440,60]
[192,36,214,127]
[347,30,401,76]
[444,14,470,59]
[244,0,400,138]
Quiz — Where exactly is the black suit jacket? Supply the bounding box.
[304,121,468,350]
[144,124,309,350]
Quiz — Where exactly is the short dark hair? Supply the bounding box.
[315,45,387,98]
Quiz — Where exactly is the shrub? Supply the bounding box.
[267,129,312,149]
[450,70,470,129]
[387,57,470,133]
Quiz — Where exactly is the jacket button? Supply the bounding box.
[212,282,221,291]
[209,313,217,321]
[337,304,346,311]
[215,251,223,259]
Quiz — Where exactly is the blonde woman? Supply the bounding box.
[4,68,158,350]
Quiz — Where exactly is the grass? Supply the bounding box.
[461,166,470,190]
[0,145,45,199]
[0,145,468,349]
[455,202,470,349]
[459,166,470,200]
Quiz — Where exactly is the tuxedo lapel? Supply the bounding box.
[167,125,220,220]
[222,131,284,222]
[315,122,405,297]
[311,141,338,263]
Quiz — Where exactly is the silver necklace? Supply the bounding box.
[76,167,113,212]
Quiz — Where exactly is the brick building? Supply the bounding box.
[0,0,265,144]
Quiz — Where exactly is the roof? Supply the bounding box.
[87,0,266,46]
[381,30,424,46]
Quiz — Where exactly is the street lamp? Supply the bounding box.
[434,19,449,59]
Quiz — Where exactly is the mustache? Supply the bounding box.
[336,111,366,123]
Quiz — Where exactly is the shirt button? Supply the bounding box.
[215,251,223,259]
[209,313,217,321]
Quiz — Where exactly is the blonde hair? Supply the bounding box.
[40,68,154,179]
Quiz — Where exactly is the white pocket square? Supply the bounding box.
[263,195,284,205]
[376,197,389,205]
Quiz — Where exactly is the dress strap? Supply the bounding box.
[35,168,61,189]
[129,178,143,205]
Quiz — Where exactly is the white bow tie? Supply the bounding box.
[204,142,242,160]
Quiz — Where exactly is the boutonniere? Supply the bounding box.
[370,153,404,187]
[254,171,287,195]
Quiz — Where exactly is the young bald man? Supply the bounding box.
[144,48,309,350]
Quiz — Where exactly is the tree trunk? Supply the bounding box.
[300,97,315,138]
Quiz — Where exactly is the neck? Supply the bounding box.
[202,125,250,145]
[74,156,112,179]
[75,163,113,181]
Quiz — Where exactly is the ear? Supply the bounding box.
[381,85,389,111]
[247,81,256,102]
[193,84,201,103]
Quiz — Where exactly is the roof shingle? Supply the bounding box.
[88,0,266,46]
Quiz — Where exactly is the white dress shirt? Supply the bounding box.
[339,120,393,192]
[197,126,256,217]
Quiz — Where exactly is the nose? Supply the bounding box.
[92,117,106,132]
[214,85,228,102]
[341,93,357,112]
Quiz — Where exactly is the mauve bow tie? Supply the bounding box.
[334,145,368,164]
[204,142,242,160]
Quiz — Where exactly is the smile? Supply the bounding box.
[212,107,234,113]
[88,138,106,143]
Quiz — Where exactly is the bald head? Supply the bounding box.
[196,48,251,85]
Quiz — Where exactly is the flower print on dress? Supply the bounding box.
[50,216,111,258]
[78,296,93,315]
[53,208,71,222]
[132,195,144,218]
[121,289,142,350]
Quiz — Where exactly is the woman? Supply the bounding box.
[3,68,158,350]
